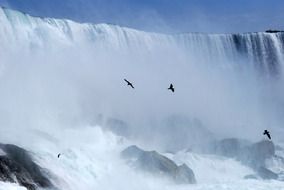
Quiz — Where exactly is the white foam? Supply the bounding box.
[1,127,282,190]
[0,182,26,190]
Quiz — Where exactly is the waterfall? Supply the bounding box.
[0,6,283,76]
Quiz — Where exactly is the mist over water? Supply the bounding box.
[1,7,284,150]
[1,6,284,190]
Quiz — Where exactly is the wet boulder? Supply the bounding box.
[0,143,53,190]
[244,167,278,180]
[214,139,279,180]
[257,167,278,180]
[242,140,275,168]
[175,164,196,184]
[121,145,196,184]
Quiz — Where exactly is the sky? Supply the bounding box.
[0,0,284,33]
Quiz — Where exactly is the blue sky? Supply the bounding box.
[0,0,283,33]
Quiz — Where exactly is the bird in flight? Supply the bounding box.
[263,130,271,140]
[124,79,134,89]
[168,84,174,92]
[57,153,61,158]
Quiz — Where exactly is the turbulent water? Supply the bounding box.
[0,7,284,190]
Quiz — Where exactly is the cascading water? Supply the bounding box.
[0,6,284,190]
[1,6,284,76]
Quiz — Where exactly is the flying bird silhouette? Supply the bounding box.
[124,79,134,89]
[57,153,61,158]
[263,130,271,140]
[168,84,174,92]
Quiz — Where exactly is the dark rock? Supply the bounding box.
[0,143,53,190]
[137,150,178,174]
[175,164,196,184]
[243,140,275,168]
[0,156,36,190]
[213,139,275,167]
[214,139,279,180]
[244,168,278,180]
[257,167,278,180]
[121,145,196,184]
[121,145,143,158]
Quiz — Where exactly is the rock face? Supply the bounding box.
[0,144,53,190]
[214,139,279,180]
[257,167,278,180]
[241,140,275,169]
[175,164,196,184]
[121,145,196,184]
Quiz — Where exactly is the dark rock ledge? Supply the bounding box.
[0,143,54,190]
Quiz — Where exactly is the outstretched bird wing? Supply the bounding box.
[124,79,130,84]
[267,133,271,139]
[124,79,134,88]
